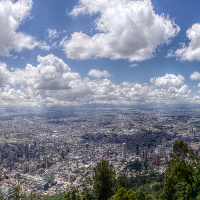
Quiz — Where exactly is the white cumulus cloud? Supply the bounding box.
[0,0,49,56]
[190,71,200,80]
[0,63,12,87]
[150,74,185,88]
[0,0,36,55]
[0,56,195,106]
[63,0,180,61]
[175,23,200,61]
[88,69,111,78]
[47,29,59,40]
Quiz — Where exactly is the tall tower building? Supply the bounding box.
[158,145,162,154]
[143,150,147,161]
[159,142,165,158]
[155,153,160,166]
[44,170,50,183]
[122,143,126,161]
[50,171,55,185]
[34,141,38,148]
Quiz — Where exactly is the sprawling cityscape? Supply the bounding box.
[0,104,200,198]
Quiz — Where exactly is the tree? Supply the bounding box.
[117,174,128,189]
[93,160,116,200]
[168,140,189,172]
[145,194,154,200]
[171,140,189,160]
[63,188,80,200]
[135,186,146,200]
[161,172,176,200]
[81,179,93,200]
[113,187,135,200]
[192,164,200,198]
[161,159,195,200]
[126,159,141,171]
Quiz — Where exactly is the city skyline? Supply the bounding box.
[1,0,200,106]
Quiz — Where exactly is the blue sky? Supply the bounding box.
[1,0,200,106]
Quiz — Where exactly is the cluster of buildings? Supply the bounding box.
[0,135,180,197]
[0,105,199,197]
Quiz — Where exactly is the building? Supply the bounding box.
[29,163,37,173]
[44,170,50,183]
[155,153,160,166]
[37,181,49,191]
[50,171,56,185]
[160,147,165,159]
[44,170,56,186]
[158,143,165,159]
[34,141,38,148]
[22,162,29,174]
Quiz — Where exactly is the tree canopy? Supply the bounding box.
[93,160,116,200]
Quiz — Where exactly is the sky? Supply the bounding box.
[1,0,200,106]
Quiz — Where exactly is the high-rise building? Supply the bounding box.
[34,141,38,148]
[44,170,50,183]
[143,150,147,161]
[50,171,55,185]
[155,153,160,166]
[158,144,165,158]
[22,162,29,173]
[122,143,126,161]
[29,163,37,173]
[37,181,49,191]
[160,148,165,158]
[44,170,56,186]
[158,145,162,154]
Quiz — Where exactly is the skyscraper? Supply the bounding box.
[50,171,55,185]
[44,170,56,186]
[158,143,165,158]
[155,153,160,166]
[34,141,38,148]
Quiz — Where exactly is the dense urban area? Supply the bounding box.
[0,104,200,199]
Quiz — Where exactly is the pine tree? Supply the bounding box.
[93,160,116,200]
